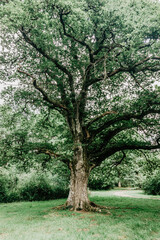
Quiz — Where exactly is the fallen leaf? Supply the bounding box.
[58,228,63,231]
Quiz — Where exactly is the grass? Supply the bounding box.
[91,189,160,199]
[0,190,160,240]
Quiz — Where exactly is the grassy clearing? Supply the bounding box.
[0,190,160,240]
[91,189,160,199]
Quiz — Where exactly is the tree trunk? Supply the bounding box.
[66,142,91,210]
[118,181,121,188]
[63,115,106,211]
[60,137,107,211]
[66,166,90,210]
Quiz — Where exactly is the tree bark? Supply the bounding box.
[64,147,107,211]
[118,181,121,188]
[66,142,91,210]
[64,113,107,211]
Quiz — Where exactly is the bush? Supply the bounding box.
[143,171,160,195]
[0,175,7,202]
[6,191,21,203]
[20,175,69,201]
[88,178,114,190]
[0,166,69,203]
[0,169,19,203]
[89,169,115,190]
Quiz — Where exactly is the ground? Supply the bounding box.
[0,189,160,240]
[91,188,160,200]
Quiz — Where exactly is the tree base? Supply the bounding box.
[52,201,110,213]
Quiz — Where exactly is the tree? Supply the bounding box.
[89,150,158,190]
[1,0,160,210]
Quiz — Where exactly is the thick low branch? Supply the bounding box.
[86,110,117,128]
[91,142,160,166]
[91,122,140,154]
[35,148,69,166]
[36,148,60,158]
[91,109,160,137]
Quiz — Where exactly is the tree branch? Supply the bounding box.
[91,122,140,154]
[86,55,160,88]
[36,148,60,158]
[112,151,126,167]
[59,12,94,63]
[35,147,69,166]
[45,69,70,108]
[17,68,68,112]
[86,110,117,128]
[91,142,160,166]
[19,27,75,97]
[91,109,160,137]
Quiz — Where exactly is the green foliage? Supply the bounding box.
[88,152,147,190]
[143,170,160,195]
[0,104,72,170]
[0,166,69,203]
[0,166,19,202]
[0,175,7,202]
[20,175,68,201]
[88,177,114,190]
[88,165,115,190]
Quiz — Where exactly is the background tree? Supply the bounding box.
[1,0,160,210]
[88,150,160,190]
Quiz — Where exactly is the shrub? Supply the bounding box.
[89,170,115,190]
[0,175,7,202]
[6,191,21,203]
[20,175,69,201]
[143,171,160,195]
[0,166,21,202]
[0,166,69,203]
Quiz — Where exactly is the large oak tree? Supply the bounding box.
[1,0,160,210]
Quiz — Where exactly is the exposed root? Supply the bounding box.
[52,201,111,213]
[90,201,108,209]
[83,201,110,213]
[52,203,70,210]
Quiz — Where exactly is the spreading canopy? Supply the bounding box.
[1,0,160,210]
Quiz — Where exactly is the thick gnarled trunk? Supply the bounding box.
[66,142,91,210]
[66,163,90,210]
[64,114,104,211]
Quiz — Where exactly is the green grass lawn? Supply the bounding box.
[0,190,160,240]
